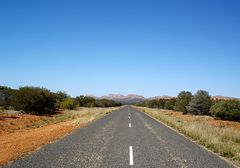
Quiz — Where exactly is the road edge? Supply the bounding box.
[1,107,122,167]
[134,107,238,168]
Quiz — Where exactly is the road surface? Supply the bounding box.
[4,106,235,168]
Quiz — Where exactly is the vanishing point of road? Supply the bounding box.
[4,106,235,168]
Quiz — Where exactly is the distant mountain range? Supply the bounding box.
[100,94,145,104]
[99,94,175,104]
[212,96,240,101]
[91,94,240,104]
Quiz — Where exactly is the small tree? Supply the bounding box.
[60,98,78,110]
[95,99,121,107]
[54,91,69,109]
[146,99,159,108]
[0,86,15,109]
[210,100,240,121]
[135,101,146,107]
[175,91,192,114]
[11,86,56,114]
[0,92,6,109]
[187,90,212,115]
[145,99,166,109]
[76,96,96,107]
[164,98,176,110]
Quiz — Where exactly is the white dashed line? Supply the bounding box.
[129,146,134,165]
[128,110,133,165]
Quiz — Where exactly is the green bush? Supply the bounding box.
[54,91,69,109]
[164,98,176,110]
[95,99,122,107]
[175,91,192,114]
[210,100,240,121]
[0,86,16,109]
[145,99,166,109]
[187,90,212,115]
[60,98,78,110]
[11,86,56,114]
[76,96,96,107]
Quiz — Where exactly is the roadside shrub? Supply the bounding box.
[187,90,212,115]
[164,98,176,110]
[60,98,78,110]
[210,100,240,121]
[135,101,146,107]
[0,86,16,109]
[145,99,166,109]
[54,91,69,109]
[136,99,175,110]
[95,99,122,107]
[76,96,96,107]
[175,91,192,114]
[11,86,56,114]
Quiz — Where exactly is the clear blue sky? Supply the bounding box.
[0,0,240,97]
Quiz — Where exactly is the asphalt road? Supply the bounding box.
[4,106,235,168]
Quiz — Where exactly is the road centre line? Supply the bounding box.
[129,123,131,127]
[129,146,134,165]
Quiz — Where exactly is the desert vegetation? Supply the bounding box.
[0,85,122,165]
[136,90,240,122]
[0,86,121,115]
[210,100,240,121]
[135,90,240,164]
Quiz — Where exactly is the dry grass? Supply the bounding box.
[70,107,119,125]
[136,106,240,165]
[0,107,119,133]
